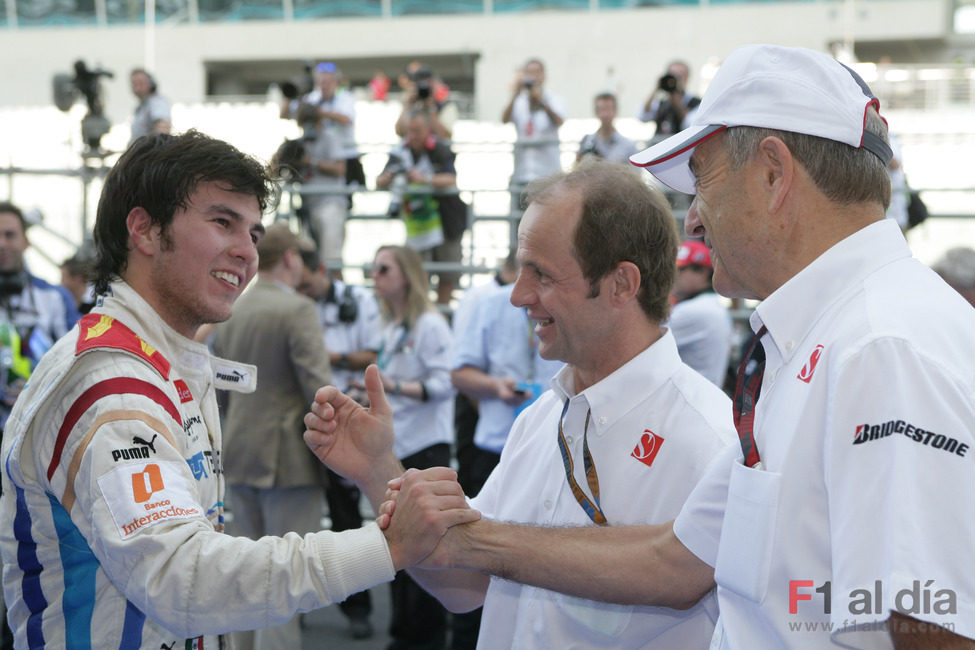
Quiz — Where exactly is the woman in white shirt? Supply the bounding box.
[368,244,454,647]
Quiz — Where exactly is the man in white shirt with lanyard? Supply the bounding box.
[305,160,736,648]
[317,45,975,648]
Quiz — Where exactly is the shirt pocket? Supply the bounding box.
[713,461,781,603]
[553,592,633,639]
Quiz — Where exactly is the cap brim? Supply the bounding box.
[630,124,727,195]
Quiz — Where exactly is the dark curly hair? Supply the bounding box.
[92,130,278,295]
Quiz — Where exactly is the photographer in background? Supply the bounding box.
[273,100,350,271]
[280,62,365,210]
[0,202,80,427]
[502,58,566,215]
[376,110,466,306]
[576,92,639,166]
[394,64,458,141]
[639,59,701,142]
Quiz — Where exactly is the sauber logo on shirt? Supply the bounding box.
[631,429,665,468]
[173,379,193,403]
[98,460,201,539]
[797,344,824,383]
[853,419,969,458]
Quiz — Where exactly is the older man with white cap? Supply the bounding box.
[626,43,975,647]
[307,44,975,649]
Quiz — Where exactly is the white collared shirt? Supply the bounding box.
[675,219,975,647]
[472,330,734,648]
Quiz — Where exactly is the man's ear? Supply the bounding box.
[757,135,795,215]
[126,207,161,256]
[607,261,641,306]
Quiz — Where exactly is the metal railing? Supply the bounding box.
[3,147,974,304]
[272,181,975,290]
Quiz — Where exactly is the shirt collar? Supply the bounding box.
[752,219,910,361]
[100,280,215,376]
[550,329,683,436]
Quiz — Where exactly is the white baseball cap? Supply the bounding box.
[630,44,893,194]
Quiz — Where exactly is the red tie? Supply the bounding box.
[733,326,767,468]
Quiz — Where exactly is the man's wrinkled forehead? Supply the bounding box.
[687,132,723,183]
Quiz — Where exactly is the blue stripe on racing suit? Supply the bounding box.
[14,485,47,648]
[121,599,147,648]
[49,494,96,648]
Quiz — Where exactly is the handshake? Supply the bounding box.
[303,365,481,572]
[376,467,479,571]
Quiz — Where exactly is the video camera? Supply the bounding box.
[52,59,115,153]
[278,60,315,101]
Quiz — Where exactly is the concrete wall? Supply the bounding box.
[0,0,952,124]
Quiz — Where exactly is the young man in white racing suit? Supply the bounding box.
[0,131,476,649]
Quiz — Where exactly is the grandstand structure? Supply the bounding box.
[2,0,973,120]
[0,0,973,288]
